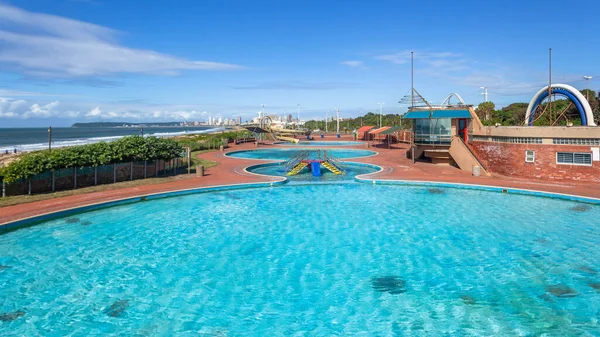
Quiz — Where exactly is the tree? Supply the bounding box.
[497,103,528,126]
[476,102,495,123]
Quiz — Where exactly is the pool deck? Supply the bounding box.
[1,134,599,225]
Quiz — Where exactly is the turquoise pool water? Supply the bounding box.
[246,162,379,183]
[225,148,376,160]
[2,184,600,335]
[277,141,364,146]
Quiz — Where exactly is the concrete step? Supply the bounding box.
[431,157,453,165]
[424,149,451,159]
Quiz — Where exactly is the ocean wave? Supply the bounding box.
[0,127,226,153]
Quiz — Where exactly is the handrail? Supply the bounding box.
[322,149,346,173]
[413,133,452,145]
[283,149,309,172]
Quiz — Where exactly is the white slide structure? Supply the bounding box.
[525,84,596,126]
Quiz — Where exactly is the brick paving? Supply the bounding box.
[1,134,599,225]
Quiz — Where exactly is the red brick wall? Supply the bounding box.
[470,141,600,182]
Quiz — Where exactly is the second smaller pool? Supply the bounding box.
[225,148,376,160]
[276,141,364,146]
[247,162,380,183]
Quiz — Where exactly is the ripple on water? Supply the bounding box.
[1,184,599,335]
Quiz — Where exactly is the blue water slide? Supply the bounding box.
[310,162,321,176]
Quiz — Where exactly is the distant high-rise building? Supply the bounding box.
[237,116,242,125]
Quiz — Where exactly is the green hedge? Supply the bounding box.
[176,130,253,152]
[0,136,182,184]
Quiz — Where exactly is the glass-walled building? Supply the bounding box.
[403,109,474,165]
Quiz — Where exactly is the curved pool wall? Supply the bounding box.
[224,148,377,161]
[2,183,600,335]
[354,176,600,205]
[3,171,599,233]
[0,179,286,234]
[275,141,365,146]
[244,161,382,184]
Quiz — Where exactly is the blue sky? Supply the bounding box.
[0,0,598,127]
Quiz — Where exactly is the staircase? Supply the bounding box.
[287,162,308,175]
[319,150,345,174]
[283,149,346,176]
[322,161,342,174]
[283,150,309,173]
[448,136,490,176]
[423,148,453,165]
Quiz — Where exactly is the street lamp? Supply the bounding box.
[48,126,52,151]
[377,103,385,128]
[584,76,593,102]
[297,104,300,130]
[336,107,340,137]
[480,87,488,102]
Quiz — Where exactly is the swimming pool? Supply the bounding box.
[246,162,380,183]
[225,148,376,160]
[276,141,364,146]
[1,183,600,335]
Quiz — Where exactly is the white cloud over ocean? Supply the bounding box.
[0,96,213,122]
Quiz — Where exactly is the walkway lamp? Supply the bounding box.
[377,102,384,128]
[584,76,593,102]
[48,126,52,151]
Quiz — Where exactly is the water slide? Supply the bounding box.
[276,136,299,143]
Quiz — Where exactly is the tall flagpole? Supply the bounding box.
[548,48,552,124]
[411,51,414,109]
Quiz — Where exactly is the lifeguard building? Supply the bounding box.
[402,86,600,183]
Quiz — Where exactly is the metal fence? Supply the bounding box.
[1,158,188,197]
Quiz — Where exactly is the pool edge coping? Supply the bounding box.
[0,178,287,233]
[223,148,379,161]
[354,175,600,205]
[3,161,599,233]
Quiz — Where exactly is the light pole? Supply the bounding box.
[377,103,384,128]
[297,104,300,130]
[336,107,340,137]
[48,126,52,151]
[325,110,328,133]
[584,76,593,101]
[480,87,488,102]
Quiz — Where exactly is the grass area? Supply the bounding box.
[0,150,218,208]
[190,150,218,169]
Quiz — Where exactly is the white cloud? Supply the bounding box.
[0,96,216,122]
[341,60,365,68]
[0,4,243,77]
[0,97,62,118]
[86,106,102,117]
[23,101,60,118]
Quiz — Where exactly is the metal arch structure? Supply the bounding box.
[440,93,466,106]
[258,115,273,129]
[525,84,596,126]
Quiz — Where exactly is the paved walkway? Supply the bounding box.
[1,135,599,225]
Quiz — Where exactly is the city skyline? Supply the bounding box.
[0,0,598,127]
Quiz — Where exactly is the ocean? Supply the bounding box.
[0,126,226,153]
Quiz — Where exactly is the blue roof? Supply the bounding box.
[403,110,472,119]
